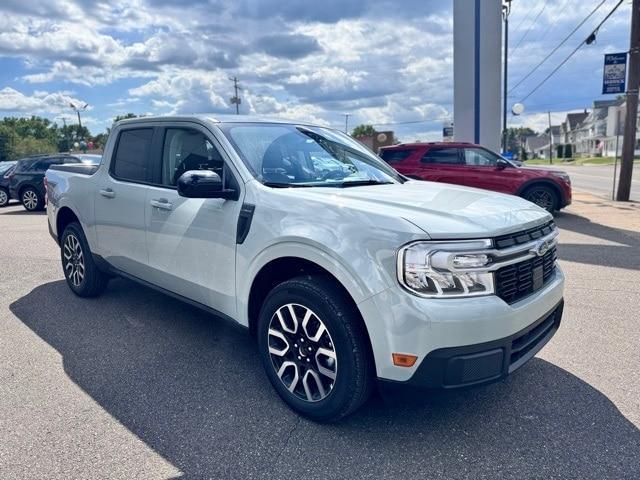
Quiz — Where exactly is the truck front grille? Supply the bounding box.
[495,246,557,304]
[494,221,556,249]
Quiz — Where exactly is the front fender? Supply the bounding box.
[235,239,378,327]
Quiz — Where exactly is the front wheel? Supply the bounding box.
[523,185,558,213]
[60,222,109,297]
[0,188,8,207]
[257,276,373,422]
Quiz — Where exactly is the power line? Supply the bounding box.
[510,0,608,95]
[535,0,572,46]
[518,0,625,103]
[511,0,551,56]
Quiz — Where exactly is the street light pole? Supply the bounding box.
[343,113,351,134]
[502,0,512,153]
[69,102,88,140]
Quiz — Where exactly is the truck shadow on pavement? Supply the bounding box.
[555,212,640,270]
[10,279,640,479]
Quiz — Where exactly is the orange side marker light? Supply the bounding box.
[392,353,418,367]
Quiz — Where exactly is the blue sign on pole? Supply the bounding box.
[602,53,627,94]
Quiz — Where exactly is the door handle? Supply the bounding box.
[150,198,173,210]
[99,188,115,198]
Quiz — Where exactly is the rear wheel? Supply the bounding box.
[60,222,109,297]
[0,188,8,207]
[257,276,373,422]
[21,187,44,211]
[523,185,558,213]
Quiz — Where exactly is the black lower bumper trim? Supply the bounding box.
[378,299,563,391]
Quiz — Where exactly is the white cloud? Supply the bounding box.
[0,87,89,115]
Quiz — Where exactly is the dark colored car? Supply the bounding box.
[379,142,572,213]
[0,161,18,207]
[8,154,102,211]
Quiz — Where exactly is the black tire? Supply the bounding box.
[21,187,44,211]
[0,187,8,207]
[60,222,109,297]
[257,275,373,422]
[523,185,558,213]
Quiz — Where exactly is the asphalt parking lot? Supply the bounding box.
[1,195,639,480]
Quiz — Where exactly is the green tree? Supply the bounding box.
[351,124,377,137]
[113,113,139,123]
[57,124,91,151]
[504,127,537,156]
[0,125,18,162]
[92,132,108,150]
[13,136,57,158]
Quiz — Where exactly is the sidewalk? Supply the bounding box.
[563,191,640,235]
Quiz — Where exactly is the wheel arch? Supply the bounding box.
[56,206,81,245]
[516,179,564,206]
[246,255,377,373]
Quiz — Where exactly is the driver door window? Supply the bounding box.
[463,148,500,166]
[161,128,225,186]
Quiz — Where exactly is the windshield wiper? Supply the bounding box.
[262,181,315,188]
[339,179,394,188]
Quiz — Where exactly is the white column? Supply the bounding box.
[453,0,503,151]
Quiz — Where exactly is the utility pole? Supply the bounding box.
[617,0,640,201]
[343,113,351,134]
[548,111,553,164]
[502,0,512,153]
[229,76,241,115]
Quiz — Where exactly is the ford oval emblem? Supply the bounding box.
[534,240,551,257]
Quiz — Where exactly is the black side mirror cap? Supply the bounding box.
[177,170,238,200]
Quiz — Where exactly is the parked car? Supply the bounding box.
[379,142,571,213]
[46,116,564,421]
[8,154,101,211]
[0,161,18,207]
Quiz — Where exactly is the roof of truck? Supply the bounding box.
[114,114,318,127]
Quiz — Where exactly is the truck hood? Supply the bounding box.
[291,180,552,239]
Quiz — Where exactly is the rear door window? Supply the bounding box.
[421,148,461,164]
[111,128,153,183]
[380,149,413,164]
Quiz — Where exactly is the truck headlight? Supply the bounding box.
[397,240,495,298]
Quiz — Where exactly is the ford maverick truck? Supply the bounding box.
[45,115,564,421]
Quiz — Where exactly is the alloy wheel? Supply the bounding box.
[527,189,554,212]
[22,190,38,210]
[0,190,7,206]
[268,303,337,402]
[63,234,85,287]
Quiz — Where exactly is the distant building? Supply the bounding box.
[524,125,562,159]
[354,131,395,152]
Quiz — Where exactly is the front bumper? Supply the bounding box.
[380,300,562,390]
[357,266,565,383]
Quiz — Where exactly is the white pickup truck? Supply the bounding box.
[46,115,564,421]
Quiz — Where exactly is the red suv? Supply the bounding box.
[380,142,571,213]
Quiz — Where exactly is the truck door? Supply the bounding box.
[144,124,244,318]
[94,127,153,278]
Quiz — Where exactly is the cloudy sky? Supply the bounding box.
[0,0,633,141]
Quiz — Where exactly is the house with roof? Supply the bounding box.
[573,98,630,157]
[559,111,588,155]
[523,125,562,159]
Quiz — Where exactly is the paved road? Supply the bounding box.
[0,202,638,479]
[554,164,640,202]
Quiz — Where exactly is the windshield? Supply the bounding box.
[219,123,404,187]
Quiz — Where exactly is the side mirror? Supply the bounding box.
[177,170,238,200]
[496,159,509,170]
